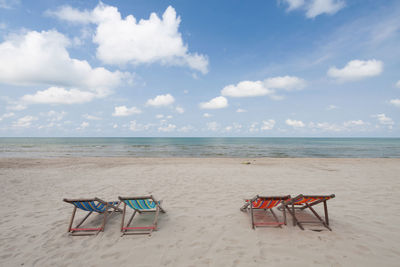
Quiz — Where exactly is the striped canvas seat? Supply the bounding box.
[292,195,333,205]
[72,201,119,213]
[251,198,284,209]
[123,199,158,211]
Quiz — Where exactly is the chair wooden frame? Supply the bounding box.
[282,194,335,231]
[241,195,291,229]
[63,197,122,236]
[118,195,166,236]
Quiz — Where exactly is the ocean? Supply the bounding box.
[0,137,399,158]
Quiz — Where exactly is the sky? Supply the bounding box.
[0,0,399,137]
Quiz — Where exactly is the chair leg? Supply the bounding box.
[68,207,77,232]
[121,202,126,232]
[323,200,329,226]
[283,206,287,225]
[250,203,255,229]
[307,204,331,231]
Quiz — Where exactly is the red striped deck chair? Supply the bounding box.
[118,195,166,236]
[240,195,291,229]
[282,194,335,231]
[63,197,122,236]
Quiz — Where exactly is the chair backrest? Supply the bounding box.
[292,194,335,205]
[64,199,107,213]
[251,195,291,209]
[121,198,157,211]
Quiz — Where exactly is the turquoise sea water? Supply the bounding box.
[0,137,399,158]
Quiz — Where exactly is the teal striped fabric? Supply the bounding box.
[72,201,118,213]
[124,199,157,210]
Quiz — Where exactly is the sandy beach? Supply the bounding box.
[1,157,400,266]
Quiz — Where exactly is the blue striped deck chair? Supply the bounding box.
[118,195,166,236]
[241,195,291,229]
[281,194,335,231]
[63,197,122,236]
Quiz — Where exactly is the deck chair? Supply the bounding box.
[118,195,166,236]
[282,194,335,231]
[63,198,122,236]
[240,195,291,229]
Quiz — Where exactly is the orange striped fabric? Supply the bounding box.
[251,198,282,209]
[294,196,331,205]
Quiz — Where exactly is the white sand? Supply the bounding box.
[1,158,400,266]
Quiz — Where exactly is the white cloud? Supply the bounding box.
[113,124,118,129]
[309,122,342,132]
[261,120,276,130]
[396,80,400,88]
[158,124,176,132]
[203,113,212,118]
[199,96,228,109]
[236,108,247,113]
[178,125,194,132]
[156,114,164,119]
[13,115,37,128]
[327,59,383,82]
[206,121,219,131]
[286,119,305,128]
[166,115,173,119]
[0,112,14,121]
[22,87,96,104]
[343,120,365,127]
[221,76,305,98]
[128,120,154,131]
[326,104,338,110]
[373,114,394,127]
[112,105,142,116]
[146,94,175,107]
[0,0,19,9]
[221,81,272,98]
[175,106,184,114]
[83,114,102,120]
[43,110,66,121]
[78,121,89,130]
[0,23,6,29]
[0,30,129,101]
[281,0,345,18]
[264,76,306,91]
[249,122,259,133]
[389,99,400,107]
[7,104,26,111]
[49,4,208,73]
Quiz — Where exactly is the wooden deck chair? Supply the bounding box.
[63,198,122,236]
[118,195,166,236]
[240,195,291,229]
[282,194,335,231]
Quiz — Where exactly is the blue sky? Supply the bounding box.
[0,0,399,137]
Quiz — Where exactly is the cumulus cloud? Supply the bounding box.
[236,108,247,113]
[82,114,102,120]
[199,96,228,109]
[44,110,67,121]
[22,87,96,104]
[175,106,184,114]
[0,112,15,121]
[77,121,89,130]
[286,119,305,128]
[158,124,176,132]
[221,76,305,98]
[396,80,400,88]
[327,59,383,82]
[389,99,400,107]
[112,105,142,116]
[13,115,37,128]
[373,113,394,128]
[128,120,154,131]
[146,94,175,107]
[326,104,338,110]
[0,0,19,9]
[49,4,208,73]
[0,30,129,103]
[178,125,194,132]
[261,120,276,130]
[203,113,212,118]
[206,121,219,131]
[281,0,345,18]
